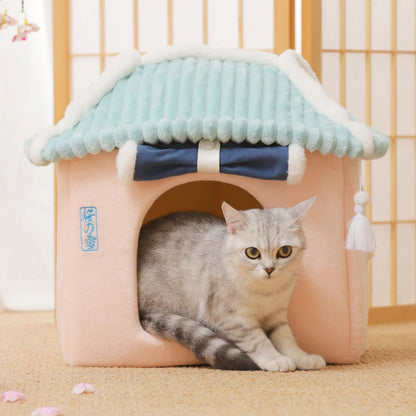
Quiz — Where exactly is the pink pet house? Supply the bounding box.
[26,45,389,367]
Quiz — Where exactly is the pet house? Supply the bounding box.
[25,45,389,367]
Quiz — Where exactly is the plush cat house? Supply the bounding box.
[26,45,389,367]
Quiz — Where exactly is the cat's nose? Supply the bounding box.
[264,267,275,275]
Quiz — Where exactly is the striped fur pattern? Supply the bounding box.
[140,312,259,370]
[137,199,326,371]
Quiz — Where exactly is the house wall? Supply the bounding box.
[56,150,365,366]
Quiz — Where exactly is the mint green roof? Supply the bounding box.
[26,48,389,165]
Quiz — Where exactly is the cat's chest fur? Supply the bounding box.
[200,264,297,332]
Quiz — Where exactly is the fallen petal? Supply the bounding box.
[1,391,26,402]
[1,391,27,402]
[31,407,63,416]
[71,383,97,394]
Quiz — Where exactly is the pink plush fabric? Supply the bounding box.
[56,151,366,366]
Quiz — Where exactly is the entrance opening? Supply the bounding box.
[137,180,263,341]
[143,181,263,224]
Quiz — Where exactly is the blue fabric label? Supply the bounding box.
[80,207,99,252]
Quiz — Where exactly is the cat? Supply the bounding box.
[137,197,326,372]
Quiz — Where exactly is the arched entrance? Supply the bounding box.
[143,181,263,224]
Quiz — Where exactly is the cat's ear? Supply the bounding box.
[289,196,316,224]
[222,202,247,234]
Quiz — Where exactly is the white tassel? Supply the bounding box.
[345,190,376,255]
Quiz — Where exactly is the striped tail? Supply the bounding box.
[140,312,260,371]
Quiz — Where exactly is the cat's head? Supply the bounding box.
[221,197,315,281]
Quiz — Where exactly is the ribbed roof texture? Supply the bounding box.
[25,46,389,166]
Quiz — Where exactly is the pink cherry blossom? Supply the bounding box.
[71,383,97,394]
[0,11,17,30]
[31,407,64,416]
[12,20,39,42]
[1,390,27,402]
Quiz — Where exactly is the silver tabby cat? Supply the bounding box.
[137,197,325,371]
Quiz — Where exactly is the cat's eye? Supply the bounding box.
[277,245,292,258]
[245,247,261,259]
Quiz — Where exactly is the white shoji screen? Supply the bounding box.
[69,0,288,99]
[321,0,416,309]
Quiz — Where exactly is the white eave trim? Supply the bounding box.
[278,49,374,159]
[29,50,142,165]
[287,144,306,185]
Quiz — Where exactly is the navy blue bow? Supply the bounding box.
[133,142,289,181]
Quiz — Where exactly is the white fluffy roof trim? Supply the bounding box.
[116,140,137,183]
[29,44,374,165]
[278,50,374,159]
[30,50,142,165]
[140,43,279,66]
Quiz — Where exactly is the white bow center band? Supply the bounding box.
[197,140,221,173]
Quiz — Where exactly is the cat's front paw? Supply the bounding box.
[294,353,326,370]
[260,355,296,372]
[275,355,297,372]
[255,354,296,372]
